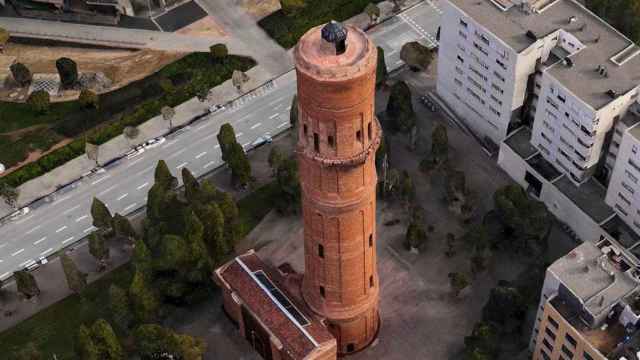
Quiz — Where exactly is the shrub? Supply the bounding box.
[27,90,50,114]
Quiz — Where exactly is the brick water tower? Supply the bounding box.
[294,21,381,355]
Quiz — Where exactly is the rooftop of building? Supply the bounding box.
[555,176,614,224]
[629,117,640,142]
[448,0,640,110]
[504,126,538,158]
[621,109,640,129]
[214,252,335,360]
[547,240,640,358]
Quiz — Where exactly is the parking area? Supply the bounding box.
[154,1,209,32]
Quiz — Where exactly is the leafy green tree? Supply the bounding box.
[365,3,381,24]
[227,142,252,187]
[76,325,99,360]
[218,191,241,247]
[400,170,415,204]
[376,46,388,88]
[182,167,200,204]
[113,213,137,242]
[209,43,228,62]
[88,231,109,266]
[27,90,50,114]
[79,89,99,109]
[268,146,285,175]
[91,197,113,230]
[129,270,160,323]
[56,57,78,88]
[14,270,40,299]
[123,126,140,147]
[132,238,153,278]
[585,0,640,43]
[108,284,132,332]
[12,342,42,360]
[10,62,32,87]
[134,324,207,360]
[275,157,300,214]
[448,272,470,297]
[155,234,189,272]
[90,319,124,360]
[289,94,298,128]
[217,123,237,161]
[400,41,435,71]
[463,322,499,360]
[61,254,87,294]
[280,0,306,15]
[482,283,527,334]
[0,181,19,208]
[463,224,490,251]
[386,80,416,133]
[195,203,227,263]
[431,124,448,164]
[154,160,178,190]
[492,185,551,255]
[161,105,176,130]
[0,27,9,51]
[404,220,427,251]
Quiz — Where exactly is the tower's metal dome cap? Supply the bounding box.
[321,20,348,44]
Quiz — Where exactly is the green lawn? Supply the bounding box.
[258,0,383,49]
[1,53,256,187]
[0,181,279,359]
[0,264,134,359]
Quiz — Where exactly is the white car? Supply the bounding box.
[9,207,30,220]
[39,256,48,265]
[126,147,145,159]
[144,137,166,149]
[250,134,273,148]
[209,104,225,114]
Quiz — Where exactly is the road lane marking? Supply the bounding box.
[91,175,111,185]
[395,60,403,65]
[195,152,207,159]
[388,49,397,55]
[62,236,75,244]
[197,123,212,130]
[124,203,137,212]
[75,215,89,222]
[84,226,97,233]
[269,113,279,119]
[176,162,188,169]
[235,115,250,123]
[127,157,145,168]
[20,260,34,267]
[273,104,282,110]
[14,215,34,225]
[26,225,41,234]
[162,140,178,149]
[236,132,243,138]
[136,182,149,190]
[53,195,71,205]
[55,226,67,233]
[0,272,9,279]
[99,185,116,196]
[0,244,7,249]
[268,96,285,106]
[141,165,155,173]
[286,106,291,111]
[277,122,289,129]
[11,249,24,257]
[250,123,262,129]
[117,193,128,201]
[204,161,216,169]
[41,248,53,256]
[167,148,187,159]
[214,144,220,149]
[34,237,47,245]
[63,204,81,215]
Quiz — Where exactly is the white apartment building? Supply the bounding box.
[438,0,640,246]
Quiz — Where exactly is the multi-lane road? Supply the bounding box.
[0,1,442,280]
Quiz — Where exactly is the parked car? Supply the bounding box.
[250,134,273,148]
[420,95,438,112]
[9,207,30,220]
[25,260,39,272]
[144,137,166,149]
[39,256,48,265]
[125,146,145,159]
[209,104,225,114]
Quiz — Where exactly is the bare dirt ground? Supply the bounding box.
[238,0,281,19]
[176,16,227,38]
[0,45,184,101]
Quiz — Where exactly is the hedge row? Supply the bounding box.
[258,0,383,49]
[1,53,256,189]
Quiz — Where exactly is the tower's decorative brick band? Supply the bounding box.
[294,23,381,355]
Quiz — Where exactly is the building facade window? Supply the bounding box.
[320,286,325,297]
[314,133,319,152]
[318,244,324,258]
[369,234,373,247]
[565,333,577,348]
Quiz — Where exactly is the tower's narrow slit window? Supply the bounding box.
[320,286,325,298]
[368,122,372,140]
[303,124,308,136]
[356,130,362,142]
[369,275,374,288]
[328,135,335,148]
[369,234,373,247]
[318,244,324,258]
[347,344,355,353]
[314,133,320,152]
[336,39,346,54]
